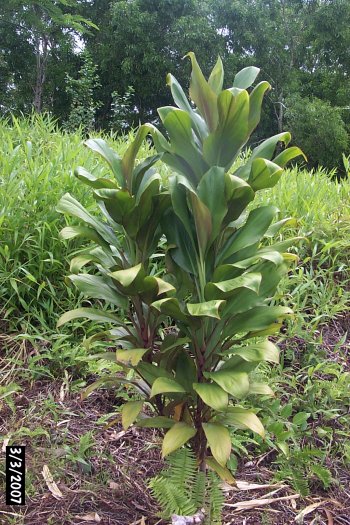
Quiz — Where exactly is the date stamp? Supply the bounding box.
[6,446,25,505]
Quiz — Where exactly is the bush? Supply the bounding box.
[285,94,348,169]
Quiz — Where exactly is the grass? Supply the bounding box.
[0,115,350,523]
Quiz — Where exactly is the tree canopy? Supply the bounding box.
[1,0,349,168]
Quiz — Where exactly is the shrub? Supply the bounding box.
[285,94,348,169]
[58,53,302,520]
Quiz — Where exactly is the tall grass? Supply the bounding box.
[1,115,349,338]
[0,114,154,333]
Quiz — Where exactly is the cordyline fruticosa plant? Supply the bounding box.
[57,53,304,481]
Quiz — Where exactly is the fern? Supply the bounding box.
[148,448,224,522]
[205,471,224,525]
[311,465,332,489]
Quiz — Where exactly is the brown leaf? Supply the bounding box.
[41,465,63,500]
[75,512,101,522]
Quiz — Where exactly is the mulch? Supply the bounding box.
[0,319,350,525]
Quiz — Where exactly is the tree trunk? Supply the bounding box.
[33,35,49,113]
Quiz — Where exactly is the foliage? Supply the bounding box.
[110,86,137,133]
[149,448,223,524]
[285,95,348,169]
[57,53,306,500]
[65,51,102,133]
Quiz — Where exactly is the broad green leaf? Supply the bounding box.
[186,52,218,132]
[166,73,208,140]
[132,154,162,192]
[137,362,173,385]
[273,146,306,167]
[161,108,208,182]
[60,225,103,245]
[206,370,249,398]
[151,377,186,397]
[265,218,297,237]
[224,174,255,224]
[249,382,274,396]
[193,383,228,411]
[121,124,152,190]
[248,81,271,132]
[162,422,197,457]
[85,138,124,186]
[248,158,283,191]
[57,307,122,328]
[206,456,235,483]
[82,375,129,399]
[170,175,196,240]
[224,306,293,336]
[203,423,231,466]
[94,188,135,225]
[175,351,197,392]
[109,263,145,288]
[233,66,260,89]
[116,348,148,366]
[155,277,176,296]
[57,193,118,246]
[122,400,144,430]
[75,166,118,189]
[222,340,280,364]
[205,273,261,300]
[151,297,188,321]
[203,89,249,169]
[218,205,278,265]
[137,416,175,428]
[252,132,291,160]
[197,166,227,242]
[69,274,127,308]
[187,300,226,319]
[69,254,94,274]
[190,192,212,254]
[208,56,224,94]
[217,407,265,437]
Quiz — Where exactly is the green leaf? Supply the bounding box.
[273,146,306,167]
[166,73,207,140]
[175,351,197,392]
[57,307,122,328]
[122,400,144,430]
[60,225,103,245]
[69,274,127,308]
[162,108,208,182]
[57,193,118,246]
[187,300,226,319]
[85,138,124,186]
[208,56,224,94]
[151,297,188,321]
[206,370,249,398]
[189,192,212,254]
[186,52,218,132]
[248,81,271,132]
[75,166,118,189]
[137,362,173,385]
[206,456,236,483]
[69,254,94,274]
[121,124,152,190]
[224,306,293,336]
[151,377,186,397]
[109,263,145,288]
[205,273,261,300]
[233,66,260,89]
[193,383,228,411]
[197,166,227,243]
[222,340,280,364]
[116,348,149,367]
[162,422,197,457]
[203,89,249,169]
[248,158,283,191]
[218,205,278,265]
[94,188,135,225]
[137,416,175,428]
[202,423,231,466]
[217,407,265,437]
